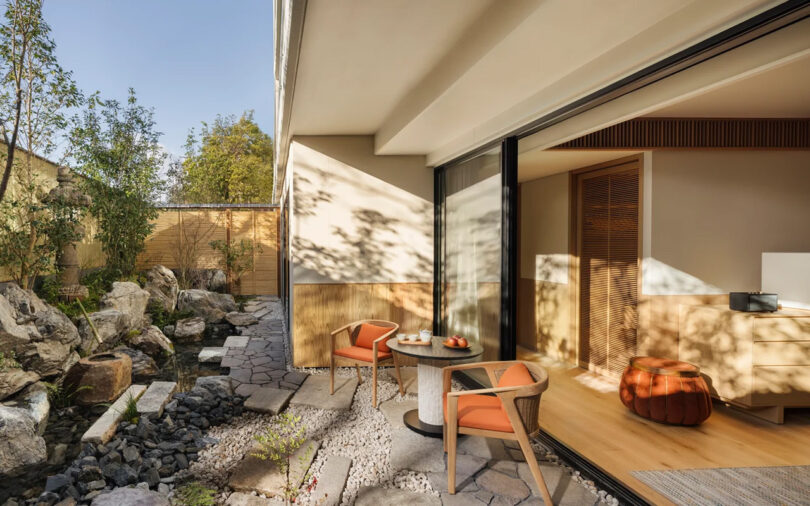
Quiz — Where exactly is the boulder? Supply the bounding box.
[100,282,150,330]
[144,265,178,312]
[0,282,48,318]
[22,342,79,378]
[192,375,233,398]
[35,307,81,346]
[2,382,50,434]
[209,269,227,293]
[78,309,127,354]
[0,405,47,476]
[0,367,39,401]
[225,311,258,327]
[129,326,173,357]
[63,352,133,406]
[184,268,228,293]
[0,293,36,353]
[173,317,206,342]
[177,289,237,323]
[115,347,158,379]
[90,487,169,506]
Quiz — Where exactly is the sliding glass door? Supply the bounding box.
[441,146,502,362]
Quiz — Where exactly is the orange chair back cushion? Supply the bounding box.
[497,363,535,388]
[355,323,392,353]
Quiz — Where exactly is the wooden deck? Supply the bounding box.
[518,348,810,505]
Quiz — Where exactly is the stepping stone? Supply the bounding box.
[225,492,281,505]
[244,387,294,415]
[440,492,488,505]
[198,347,226,363]
[390,426,445,473]
[428,453,487,493]
[355,486,441,506]
[82,384,146,444]
[475,469,530,503]
[235,384,261,397]
[379,398,417,431]
[289,375,358,411]
[136,381,177,419]
[224,335,250,348]
[458,436,511,461]
[226,311,259,327]
[310,455,351,506]
[283,371,308,385]
[229,440,320,497]
[253,308,271,319]
[517,462,597,505]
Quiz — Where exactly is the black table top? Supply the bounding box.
[386,336,484,360]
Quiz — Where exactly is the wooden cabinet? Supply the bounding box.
[679,305,810,423]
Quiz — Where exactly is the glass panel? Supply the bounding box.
[443,146,501,362]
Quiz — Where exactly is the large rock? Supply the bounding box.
[173,317,205,342]
[22,341,79,378]
[100,282,150,330]
[116,347,158,379]
[192,375,233,398]
[63,352,133,405]
[2,382,50,434]
[144,265,179,312]
[177,289,237,323]
[35,306,81,346]
[225,311,258,327]
[129,325,173,357]
[0,293,36,352]
[0,405,47,476]
[78,309,126,354]
[0,283,47,318]
[90,487,169,506]
[0,367,39,401]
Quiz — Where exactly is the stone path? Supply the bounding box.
[220,296,308,397]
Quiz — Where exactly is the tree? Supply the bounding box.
[70,89,165,277]
[0,0,81,202]
[170,111,273,203]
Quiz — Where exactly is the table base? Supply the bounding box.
[403,409,443,438]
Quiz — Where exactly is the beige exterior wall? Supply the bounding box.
[289,136,433,366]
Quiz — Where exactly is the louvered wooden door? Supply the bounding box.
[577,161,639,376]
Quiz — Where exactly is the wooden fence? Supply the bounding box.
[136,205,279,296]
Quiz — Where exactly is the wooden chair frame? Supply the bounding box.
[443,361,553,505]
[330,319,405,408]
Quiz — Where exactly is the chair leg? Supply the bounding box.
[516,433,554,505]
[330,354,335,395]
[392,352,405,396]
[355,364,363,384]
[372,363,378,408]
[447,422,458,494]
[443,422,447,453]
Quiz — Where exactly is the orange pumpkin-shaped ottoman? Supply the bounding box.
[619,356,712,425]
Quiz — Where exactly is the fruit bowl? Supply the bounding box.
[443,336,470,350]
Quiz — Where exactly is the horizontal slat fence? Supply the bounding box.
[137,206,278,296]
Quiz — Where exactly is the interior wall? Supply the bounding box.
[289,136,433,366]
[517,172,572,361]
[519,149,810,366]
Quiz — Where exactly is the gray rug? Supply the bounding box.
[632,466,810,506]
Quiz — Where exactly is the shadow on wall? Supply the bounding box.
[291,138,433,284]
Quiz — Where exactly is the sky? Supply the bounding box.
[43,0,275,160]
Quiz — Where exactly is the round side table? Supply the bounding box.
[387,336,484,437]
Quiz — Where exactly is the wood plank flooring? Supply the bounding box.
[518,348,810,505]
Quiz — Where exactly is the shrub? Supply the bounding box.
[209,238,261,293]
[118,393,139,424]
[252,412,311,504]
[44,380,92,409]
[147,300,193,329]
[171,481,217,506]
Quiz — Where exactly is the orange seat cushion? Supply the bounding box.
[443,394,514,433]
[497,363,535,388]
[354,323,393,353]
[334,345,392,363]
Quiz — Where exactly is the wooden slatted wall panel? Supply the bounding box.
[578,167,639,376]
[555,118,810,149]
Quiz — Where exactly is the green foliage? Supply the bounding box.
[0,0,83,202]
[0,166,83,289]
[119,393,139,424]
[147,300,193,329]
[44,380,92,409]
[70,89,164,277]
[171,481,217,506]
[0,351,21,370]
[252,412,311,504]
[209,239,261,293]
[169,111,273,204]
[37,268,118,318]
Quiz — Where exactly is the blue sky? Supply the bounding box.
[44,0,275,159]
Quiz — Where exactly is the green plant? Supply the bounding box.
[171,481,217,506]
[252,412,311,505]
[118,393,139,424]
[147,300,193,329]
[70,89,165,277]
[209,238,262,293]
[44,380,92,409]
[0,351,21,370]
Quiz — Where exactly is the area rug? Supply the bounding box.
[631,466,810,506]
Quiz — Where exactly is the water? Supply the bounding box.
[154,334,228,392]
